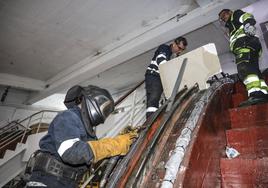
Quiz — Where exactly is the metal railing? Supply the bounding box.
[98,80,147,138]
[0,110,59,152]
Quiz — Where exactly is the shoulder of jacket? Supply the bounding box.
[158,44,171,52]
[55,109,78,121]
[158,44,169,48]
[233,9,245,16]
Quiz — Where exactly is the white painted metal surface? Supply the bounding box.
[159,43,221,98]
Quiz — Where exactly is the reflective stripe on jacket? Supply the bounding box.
[146,44,172,76]
[225,9,257,51]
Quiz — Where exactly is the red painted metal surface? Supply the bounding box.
[175,81,268,187]
[234,82,247,95]
[231,93,247,108]
[112,80,268,187]
[226,126,268,159]
[229,103,268,129]
[220,158,268,188]
[221,80,268,187]
[177,84,233,188]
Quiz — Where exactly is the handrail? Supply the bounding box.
[0,110,60,153]
[17,110,60,128]
[0,121,27,139]
[114,80,144,106]
[0,120,19,131]
[19,110,59,143]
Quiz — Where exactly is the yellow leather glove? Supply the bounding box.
[88,131,138,163]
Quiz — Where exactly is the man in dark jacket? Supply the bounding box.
[219,9,268,107]
[145,37,187,118]
[26,85,137,188]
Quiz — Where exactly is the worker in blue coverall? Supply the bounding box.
[219,9,268,107]
[145,37,187,118]
[26,85,138,188]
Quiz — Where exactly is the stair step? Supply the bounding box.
[226,126,268,158]
[229,103,268,129]
[231,93,247,108]
[220,158,268,187]
[0,143,27,165]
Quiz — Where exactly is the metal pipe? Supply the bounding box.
[36,112,44,133]
[20,117,32,143]
[80,159,108,188]
[114,81,144,106]
[99,156,120,188]
[1,86,11,103]
[128,90,137,126]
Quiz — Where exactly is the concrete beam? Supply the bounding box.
[0,73,45,91]
[26,0,255,104]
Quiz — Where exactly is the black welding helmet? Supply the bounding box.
[64,85,114,136]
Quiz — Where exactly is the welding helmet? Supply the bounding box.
[64,85,114,136]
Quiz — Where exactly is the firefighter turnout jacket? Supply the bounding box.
[224,9,268,97]
[225,9,257,52]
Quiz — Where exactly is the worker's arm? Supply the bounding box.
[235,9,256,26]
[235,9,256,36]
[53,111,94,165]
[53,110,138,164]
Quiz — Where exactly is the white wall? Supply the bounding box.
[0,86,64,128]
[0,105,60,128]
[33,93,66,110]
[0,86,37,127]
[0,86,30,105]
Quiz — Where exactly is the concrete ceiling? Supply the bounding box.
[83,22,231,95]
[0,0,256,104]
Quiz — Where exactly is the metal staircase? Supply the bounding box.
[0,110,59,187]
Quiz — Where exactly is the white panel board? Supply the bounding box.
[159,43,221,98]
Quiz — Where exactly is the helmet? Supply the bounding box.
[64,85,83,109]
[81,85,114,126]
[64,85,114,136]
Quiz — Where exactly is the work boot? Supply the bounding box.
[239,91,268,107]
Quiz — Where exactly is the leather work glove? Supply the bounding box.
[88,131,138,163]
[244,23,256,36]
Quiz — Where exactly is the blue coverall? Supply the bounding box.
[28,106,95,188]
[145,44,172,118]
